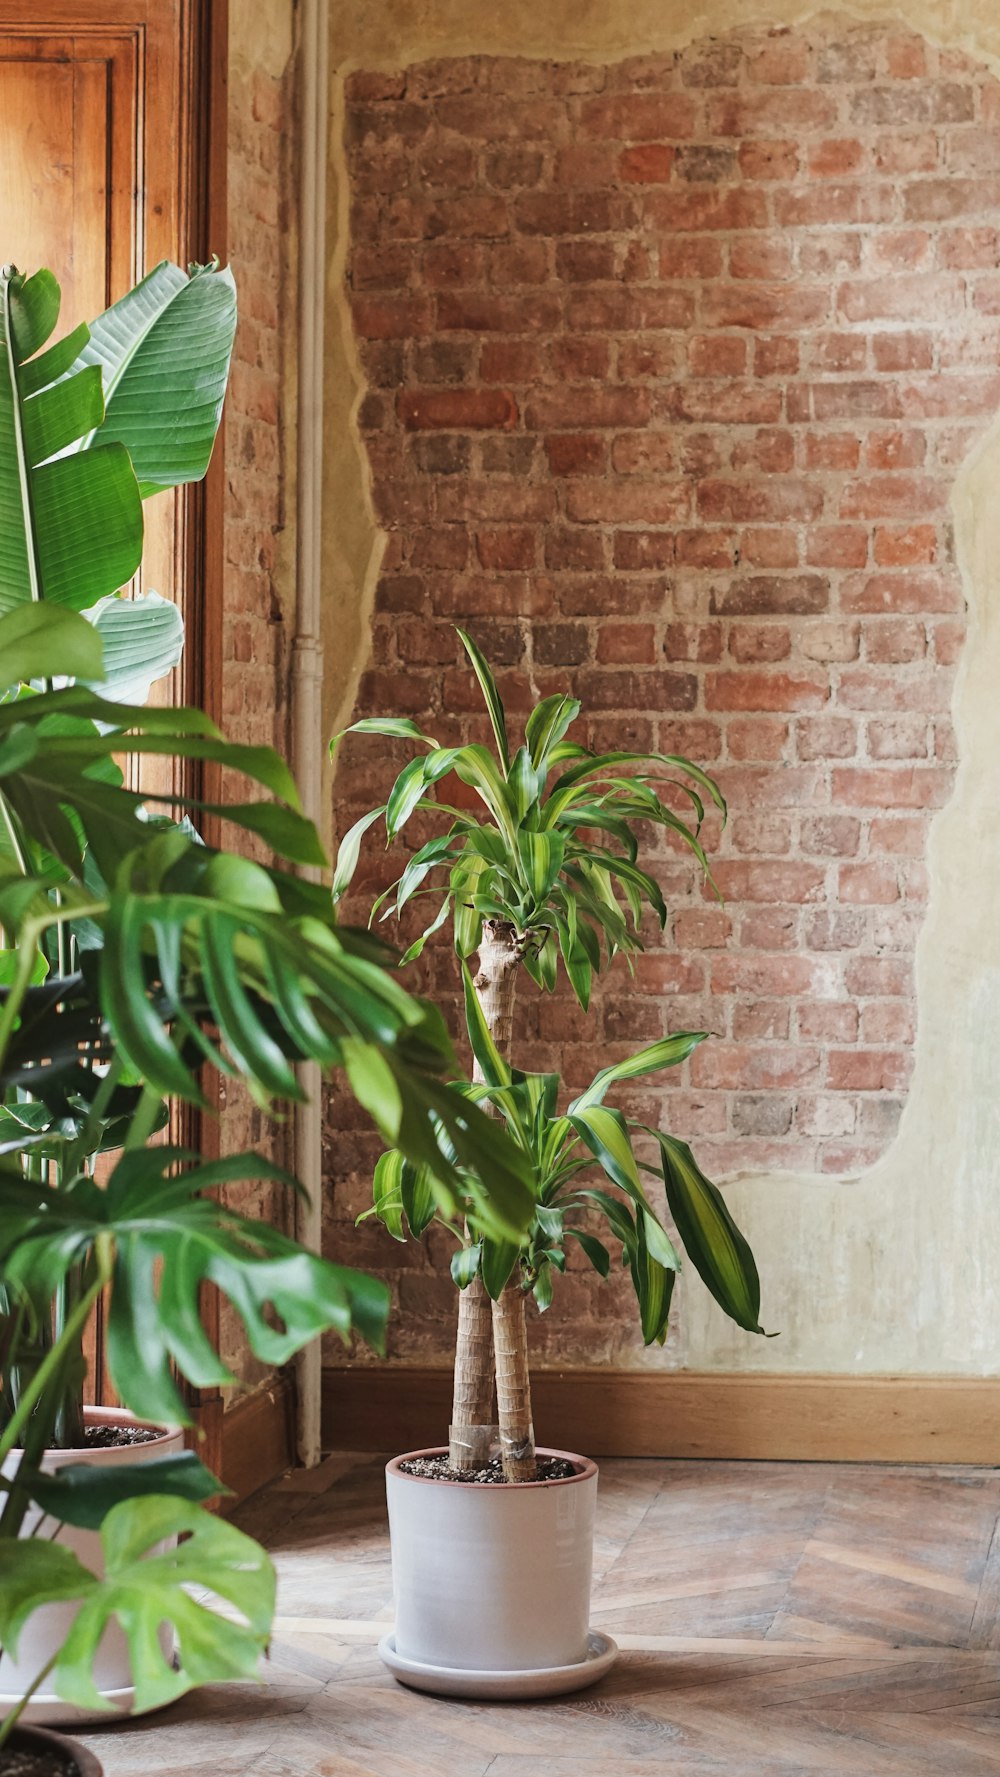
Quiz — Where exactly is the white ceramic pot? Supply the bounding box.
[0,1405,184,1726]
[385,1445,598,1674]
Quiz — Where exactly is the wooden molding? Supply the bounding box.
[220,1375,295,1506]
[321,1366,1000,1465]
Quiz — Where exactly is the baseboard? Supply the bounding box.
[321,1366,1000,1465]
[220,1373,295,1504]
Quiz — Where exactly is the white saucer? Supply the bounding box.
[0,1685,135,1727]
[377,1629,618,1699]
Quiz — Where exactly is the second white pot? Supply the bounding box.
[385,1445,599,1678]
[0,1405,184,1726]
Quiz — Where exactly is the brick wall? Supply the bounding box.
[217,33,297,1383]
[331,18,999,1365]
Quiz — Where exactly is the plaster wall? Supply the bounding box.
[324,0,1000,1377]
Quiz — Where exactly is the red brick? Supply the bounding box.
[839,863,900,904]
[801,815,861,856]
[398,388,518,430]
[807,526,868,569]
[804,433,861,471]
[729,623,791,663]
[739,528,799,568]
[619,144,675,182]
[579,93,700,140]
[738,139,800,180]
[525,388,652,430]
[867,716,929,759]
[827,1050,911,1091]
[596,623,657,664]
[831,766,952,808]
[864,620,926,663]
[613,531,676,570]
[545,434,606,476]
[798,1004,860,1043]
[873,523,937,564]
[711,861,825,904]
[688,335,747,377]
[698,479,825,523]
[797,716,858,760]
[810,137,865,177]
[566,481,691,524]
[475,528,536,570]
[692,1043,822,1089]
[840,571,960,615]
[709,575,829,617]
[706,670,829,712]
[611,434,677,474]
[665,621,723,663]
[726,717,790,762]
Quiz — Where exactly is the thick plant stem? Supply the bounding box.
[492,1281,536,1481]
[448,919,520,1470]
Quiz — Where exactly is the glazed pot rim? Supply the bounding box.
[386,1445,598,1488]
[3,1407,182,1470]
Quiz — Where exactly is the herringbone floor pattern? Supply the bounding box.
[82,1454,1000,1776]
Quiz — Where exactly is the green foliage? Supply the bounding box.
[0,264,535,1733]
[332,630,726,1005]
[369,1029,765,1348]
[0,1499,274,1714]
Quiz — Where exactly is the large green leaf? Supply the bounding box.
[0,1498,275,1714]
[72,260,237,498]
[0,604,104,689]
[462,958,512,1090]
[457,627,509,768]
[650,1131,765,1335]
[569,1034,707,1114]
[83,591,184,704]
[0,266,143,616]
[525,693,581,770]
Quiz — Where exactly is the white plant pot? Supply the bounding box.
[381,1445,617,1698]
[0,1405,184,1726]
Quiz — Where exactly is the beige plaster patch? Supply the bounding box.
[324,1,1000,1375]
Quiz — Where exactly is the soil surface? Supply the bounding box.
[0,1738,80,1777]
[81,1423,160,1450]
[398,1454,578,1484]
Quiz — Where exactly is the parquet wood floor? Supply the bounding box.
[79,1454,1000,1776]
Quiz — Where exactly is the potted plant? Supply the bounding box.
[333,632,766,1697]
[0,272,531,1766]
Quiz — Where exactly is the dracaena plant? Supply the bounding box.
[371,979,764,1362]
[332,631,761,1482]
[0,265,532,1736]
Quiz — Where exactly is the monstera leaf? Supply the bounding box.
[0,1498,274,1714]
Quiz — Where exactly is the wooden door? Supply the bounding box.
[0,2,227,1455]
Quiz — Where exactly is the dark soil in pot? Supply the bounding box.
[0,1727,102,1777]
[80,1424,160,1451]
[399,1454,578,1484]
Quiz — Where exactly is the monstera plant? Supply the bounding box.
[0,267,530,1740]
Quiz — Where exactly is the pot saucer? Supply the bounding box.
[377,1629,618,1699]
[0,1685,135,1727]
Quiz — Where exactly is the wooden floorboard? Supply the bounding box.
[78,1453,1000,1777]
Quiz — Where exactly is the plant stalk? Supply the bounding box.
[450,918,537,1479]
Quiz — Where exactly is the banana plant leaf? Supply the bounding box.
[82,591,184,704]
[0,266,142,616]
[71,259,237,499]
